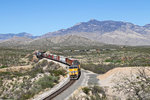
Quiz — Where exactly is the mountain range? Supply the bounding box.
[0,32,37,41]
[43,19,150,46]
[0,19,150,47]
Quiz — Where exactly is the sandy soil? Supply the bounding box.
[98,67,150,82]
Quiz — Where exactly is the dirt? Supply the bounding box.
[97,67,150,82]
[32,55,39,62]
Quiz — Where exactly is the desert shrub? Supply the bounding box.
[90,86,106,100]
[0,65,8,68]
[105,59,112,62]
[81,63,115,74]
[27,54,33,61]
[81,86,107,100]
[48,61,55,66]
[51,69,66,76]
[26,67,44,78]
[36,75,58,89]
[0,79,2,86]
[82,87,91,94]
[19,91,35,100]
[92,86,105,95]
[40,60,48,67]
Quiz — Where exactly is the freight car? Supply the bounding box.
[35,51,81,80]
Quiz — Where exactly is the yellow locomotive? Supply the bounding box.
[69,60,81,80]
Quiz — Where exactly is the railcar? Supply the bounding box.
[65,58,73,65]
[60,56,66,63]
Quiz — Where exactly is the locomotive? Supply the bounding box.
[35,51,81,80]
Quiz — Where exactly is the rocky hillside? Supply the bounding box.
[43,19,150,46]
[48,35,103,46]
[0,36,32,47]
[0,58,67,100]
[28,35,103,47]
[0,34,103,48]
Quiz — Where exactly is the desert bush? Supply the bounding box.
[48,61,55,66]
[27,54,33,61]
[0,79,2,86]
[91,86,105,96]
[69,85,106,100]
[90,85,106,100]
[82,87,91,94]
[36,75,58,89]
[40,60,48,67]
[0,65,8,68]
[81,63,115,74]
[51,69,66,76]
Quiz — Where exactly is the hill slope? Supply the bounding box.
[0,36,32,47]
[28,35,104,47]
[0,34,104,49]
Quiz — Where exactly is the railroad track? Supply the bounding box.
[44,80,76,100]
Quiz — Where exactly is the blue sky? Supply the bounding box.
[0,0,150,36]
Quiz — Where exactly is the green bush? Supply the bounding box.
[81,63,115,74]
[19,91,35,100]
[52,69,66,76]
[105,59,112,62]
[0,65,8,68]
[36,75,58,89]
[82,87,91,94]
[92,86,105,95]
[27,54,33,61]
[40,60,48,67]
[48,61,55,66]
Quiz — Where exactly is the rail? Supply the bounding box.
[43,80,76,100]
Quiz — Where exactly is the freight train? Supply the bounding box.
[35,51,81,80]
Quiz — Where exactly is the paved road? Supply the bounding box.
[53,69,100,100]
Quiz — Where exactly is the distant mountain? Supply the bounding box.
[144,24,150,30]
[0,36,32,47]
[1,19,150,46]
[0,32,38,41]
[43,19,150,46]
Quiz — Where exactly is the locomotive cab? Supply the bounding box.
[35,51,46,59]
[69,60,81,80]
